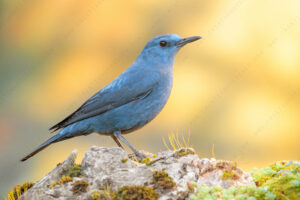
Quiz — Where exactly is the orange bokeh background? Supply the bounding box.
[0,0,299,196]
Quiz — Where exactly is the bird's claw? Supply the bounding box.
[135,151,147,161]
[128,151,147,161]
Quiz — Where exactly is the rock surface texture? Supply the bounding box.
[20,147,254,200]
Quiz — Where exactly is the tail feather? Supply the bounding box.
[20,134,62,162]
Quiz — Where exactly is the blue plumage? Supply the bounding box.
[21,34,201,161]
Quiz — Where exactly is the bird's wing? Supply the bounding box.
[49,70,160,131]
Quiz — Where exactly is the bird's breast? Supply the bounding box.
[146,73,173,111]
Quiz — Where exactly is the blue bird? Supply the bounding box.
[21,34,201,161]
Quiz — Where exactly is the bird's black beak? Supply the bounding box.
[177,36,201,47]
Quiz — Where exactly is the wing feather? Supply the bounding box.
[50,70,159,131]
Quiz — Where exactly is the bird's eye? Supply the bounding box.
[159,40,167,47]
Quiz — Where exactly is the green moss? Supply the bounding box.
[115,185,158,200]
[48,164,82,189]
[222,170,240,180]
[49,175,73,189]
[175,148,195,157]
[121,158,128,163]
[251,160,300,199]
[90,190,101,200]
[89,185,117,200]
[89,189,112,200]
[90,186,158,200]
[213,160,241,181]
[152,171,176,190]
[64,163,83,177]
[7,182,34,200]
[189,184,277,200]
[141,157,155,166]
[72,180,89,194]
[190,160,300,200]
[215,160,238,171]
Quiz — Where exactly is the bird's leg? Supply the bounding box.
[111,135,124,149]
[113,131,147,161]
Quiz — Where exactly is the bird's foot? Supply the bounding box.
[128,151,147,162]
[135,151,147,161]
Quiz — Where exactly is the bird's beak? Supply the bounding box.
[177,36,201,47]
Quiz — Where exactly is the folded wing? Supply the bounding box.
[50,70,160,131]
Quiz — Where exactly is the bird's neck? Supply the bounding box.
[133,59,173,79]
[138,49,176,66]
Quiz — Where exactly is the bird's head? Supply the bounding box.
[138,34,201,66]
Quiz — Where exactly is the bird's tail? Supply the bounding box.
[20,133,63,162]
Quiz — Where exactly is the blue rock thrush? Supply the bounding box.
[21,34,201,161]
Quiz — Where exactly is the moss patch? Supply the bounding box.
[7,182,34,200]
[48,163,82,189]
[72,180,89,194]
[90,190,102,200]
[189,184,277,200]
[222,170,240,180]
[89,186,158,200]
[49,175,73,189]
[216,160,238,171]
[64,163,83,177]
[216,160,241,181]
[152,171,176,190]
[49,163,82,189]
[190,160,300,200]
[115,185,158,200]
[89,189,112,200]
[141,157,155,166]
[175,148,195,157]
[251,160,300,199]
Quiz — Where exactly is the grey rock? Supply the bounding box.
[20,150,78,200]
[81,146,153,191]
[20,147,254,200]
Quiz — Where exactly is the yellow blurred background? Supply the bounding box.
[0,0,299,196]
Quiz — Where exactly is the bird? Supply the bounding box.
[20,34,201,162]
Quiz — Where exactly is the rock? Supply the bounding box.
[20,150,78,200]
[197,159,254,189]
[20,147,254,200]
[81,146,153,191]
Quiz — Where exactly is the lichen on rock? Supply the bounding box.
[7,182,34,200]
[115,185,158,200]
[72,180,89,194]
[64,163,83,177]
[152,171,176,190]
[175,148,195,158]
[49,175,73,189]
